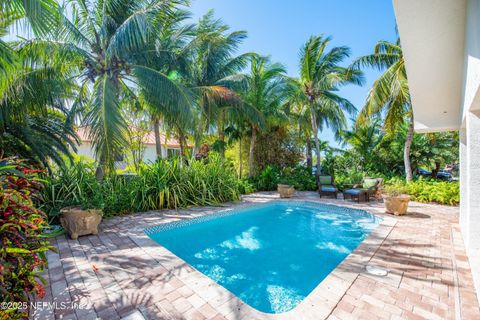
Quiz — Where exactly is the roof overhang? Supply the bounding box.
[392,0,467,132]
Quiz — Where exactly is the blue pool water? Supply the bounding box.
[146,201,379,313]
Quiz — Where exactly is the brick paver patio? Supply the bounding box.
[32,192,480,319]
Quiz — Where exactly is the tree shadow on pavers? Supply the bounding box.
[140,304,188,320]
[340,232,454,287]
[88,251,193,297]
[92,289,158,319]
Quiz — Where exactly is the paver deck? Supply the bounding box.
[32,192,480,319]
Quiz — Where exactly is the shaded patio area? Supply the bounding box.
[33,192,479,320]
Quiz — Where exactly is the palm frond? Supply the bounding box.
[83,75,127,170]
[132,64,193,123]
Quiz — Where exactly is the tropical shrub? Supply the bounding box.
[252,127,303,175]
[0,159,52,319]
[40,159,103,222]
[383,182,409,197]
[127,156,242,213]
[40,156,246,219]
[250,165,281,191]
[385,177,459,205]
[250,165,316,191]
[278,166,317,191]
[334,172,364,191]
[236,179,255,195]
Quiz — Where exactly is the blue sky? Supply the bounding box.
[190,0,397,147]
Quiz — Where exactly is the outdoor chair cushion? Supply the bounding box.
[344,189,365,196]
[320,186,337,192]
[319,176,333,185]
[363,178,378,189]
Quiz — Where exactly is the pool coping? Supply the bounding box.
[136,198,397,319]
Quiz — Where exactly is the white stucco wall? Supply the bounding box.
[75,142,171,165]
[460,0,480,303]
[462,0,480,119]
[460,111,480,302]
[76,142,96,160]
[143,145,161,163]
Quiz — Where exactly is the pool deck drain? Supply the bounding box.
[33,192,480,320]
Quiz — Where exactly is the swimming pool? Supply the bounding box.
[145,201,380,313]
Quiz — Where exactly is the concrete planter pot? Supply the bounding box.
[382,195,411,216]
[277,184,295,198]
[60,206,102,240]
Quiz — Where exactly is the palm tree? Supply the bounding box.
[22,0,193,176]
[140,8,195,160]
[0,6,78,169]
[287,35,363,185]
[342,119,383,172]
[187,10,258,159]
[351,40,414,181]
[241,54,286,177]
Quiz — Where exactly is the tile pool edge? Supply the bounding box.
[144,199,382,236]
[138,199,397,319]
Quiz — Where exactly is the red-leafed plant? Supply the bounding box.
[0,159,53,319]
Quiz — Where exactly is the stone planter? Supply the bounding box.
[383,195,411,216]
[60,207,102,240]
[278,184,295,198]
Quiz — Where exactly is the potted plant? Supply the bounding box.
[60,198,103,240]
[277,176,295,198]
[382,184,410,216]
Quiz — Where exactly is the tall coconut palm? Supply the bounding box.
[188,10,259,159]
[21,0,193,176]
[287,35,363,185]
[241,54,286,177]
[139,8,195,160]
[351,40,414,181]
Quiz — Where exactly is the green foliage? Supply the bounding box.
[236,179,255,195]
[253,126,303,174]
[40,159,104,222]
[279,166,317,191]
[334,172,365,191]
[0,159,52,319]
[383,182,409,197]
[250,165,281,191]
[249,165,316,191]
[385,178,459,205]
[40,156,246,219]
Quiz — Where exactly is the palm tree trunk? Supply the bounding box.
[310,106,321,187]
[218,113,225,159]
[95,155,106,180]
[153,118,162,160]
[404,112,414,182]
[179,136,184,158]
[432,161,440,178]
[248,126,257,177]
[177,128,187,167]
[239,137,243,178]
[306,137,313,169]
[164,132,169,158]
[95,165,105,180]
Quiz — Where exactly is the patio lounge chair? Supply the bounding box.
[343,177,383,202]
[319,175,338,198]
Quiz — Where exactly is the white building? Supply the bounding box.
[76,127,187,166]
[393,0,480,302]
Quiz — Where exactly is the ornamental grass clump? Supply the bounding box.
[0,159,52,319]
[40,155,244,219]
